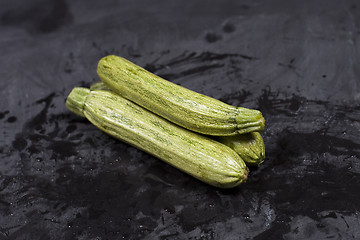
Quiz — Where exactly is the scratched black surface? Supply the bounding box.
[1,0,360,239]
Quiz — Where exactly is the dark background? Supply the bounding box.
[1,0,360,239]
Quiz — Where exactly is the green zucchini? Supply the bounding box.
[97,55,265,136]
[89,81,266,166]
[66,87,249,188]
[218,132,265,166]
[90,81,109,91]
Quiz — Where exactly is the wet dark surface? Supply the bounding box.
[1,0,360,239]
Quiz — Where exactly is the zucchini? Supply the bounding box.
[89,81,266,166]
[90,81,109,91]
[66,87,249,188]
[218,132,265,166]
[97,55,265,136]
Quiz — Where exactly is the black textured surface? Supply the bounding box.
[1,0,360,239]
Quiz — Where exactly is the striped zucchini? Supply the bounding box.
[90,82,265,166]
[66,87,249,188]
[97,55,265,136]
[89,81,266,166]
[218,132,265,166]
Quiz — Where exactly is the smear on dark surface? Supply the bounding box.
[0,111,10,120]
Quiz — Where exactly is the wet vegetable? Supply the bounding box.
[66,87,249,188]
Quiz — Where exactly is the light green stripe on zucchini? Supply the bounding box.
[66,87,249,188]
[97,55,265,136]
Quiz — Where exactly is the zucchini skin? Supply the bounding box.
[66,87,249,188]
[97,55,265,136]
[218,132,265,166]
